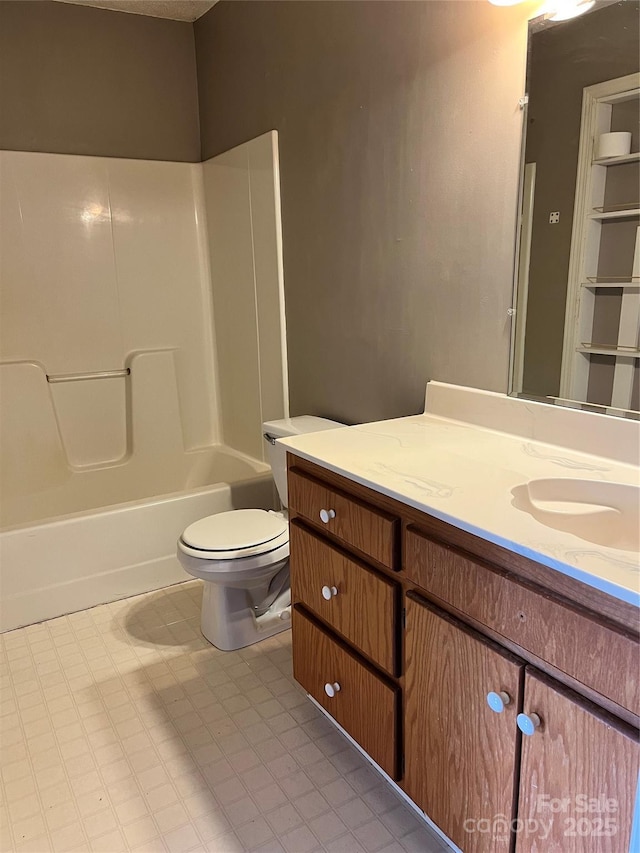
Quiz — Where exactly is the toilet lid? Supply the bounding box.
[181,509,289,559]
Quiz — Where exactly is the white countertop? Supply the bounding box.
[280,389,640,608]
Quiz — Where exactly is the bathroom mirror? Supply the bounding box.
[510,0,640,418]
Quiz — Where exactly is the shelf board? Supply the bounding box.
[592,152,640,167]
[588,207,640,221]
[581,280,640,289]
[577,344,640,358]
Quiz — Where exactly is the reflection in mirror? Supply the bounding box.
[511,0,640,418]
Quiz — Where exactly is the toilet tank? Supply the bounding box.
[262,416,344,507]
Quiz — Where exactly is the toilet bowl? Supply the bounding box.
[177,416,343,650]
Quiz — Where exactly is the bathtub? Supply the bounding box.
[0,445,276,633]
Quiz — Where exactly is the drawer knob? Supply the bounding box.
[324,682,341,698]
[486,691,511,714]
[517,712,541,736]
[319,508,336,524]
[322,585,339,600]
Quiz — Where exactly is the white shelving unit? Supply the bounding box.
[560,73,640,409]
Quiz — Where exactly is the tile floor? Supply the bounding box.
[0,581,449,853]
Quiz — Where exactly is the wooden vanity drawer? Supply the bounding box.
[292,606,400,779]
[404,526,640,715]
[290,521,399,675]
[288,467,399,570]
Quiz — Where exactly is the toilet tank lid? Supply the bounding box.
[262,416,344,439]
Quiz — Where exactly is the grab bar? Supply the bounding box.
[46,368,130,384]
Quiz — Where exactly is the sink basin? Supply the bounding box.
[511,479,640,552]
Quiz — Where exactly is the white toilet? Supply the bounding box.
[177,416,343,650]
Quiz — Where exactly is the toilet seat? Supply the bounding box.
[178,509,289,564]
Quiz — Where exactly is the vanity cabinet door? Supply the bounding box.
[404,592,524,853]
[515,669,640,853]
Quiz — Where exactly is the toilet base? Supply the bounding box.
[200,580,291,651]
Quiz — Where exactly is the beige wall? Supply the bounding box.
[0,0,200,161]
[2,0,534,424]
[195,0,532,423]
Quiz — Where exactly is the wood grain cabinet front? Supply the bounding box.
[515,669,640,853]
[292,606,400,780]
[290,521,399,675]
[404,591,524,853]
[405,591,640,853]
[288,466,399,570]
[404,525,640,716]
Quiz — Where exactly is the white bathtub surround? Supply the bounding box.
[0,137,289,631]
[0,151,219,463]
[0,583,448,853]
[280,382,640,607]
[2,352,226,530]
[203,131,289,462]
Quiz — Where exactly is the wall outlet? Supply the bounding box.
[549,211,560,224]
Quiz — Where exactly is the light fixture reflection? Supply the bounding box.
[488,0,596,19]
[80,202,107,224]
[549,0,595,20]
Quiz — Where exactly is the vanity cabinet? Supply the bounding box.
[404,592,523,853]
[287,454,640,852]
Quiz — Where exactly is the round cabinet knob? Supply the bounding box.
[517,712,541,736]
[324,682,341,698]
[321,585,338,600]
[486,691,511,714]
[319,508,336,524]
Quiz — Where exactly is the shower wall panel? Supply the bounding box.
[202,131,288,461]
[0,150,219,476]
